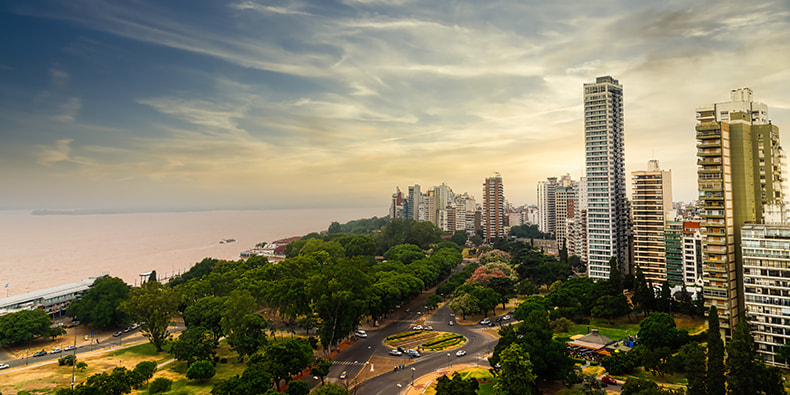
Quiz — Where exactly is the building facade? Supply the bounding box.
[682,221,703,286]
[585,76,629,279]
[631,160,674,284]
[537,177,558,234]
[742,224,790,366]
[484,173,505,242]
[696,89,785,333]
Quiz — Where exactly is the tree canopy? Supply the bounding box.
[68,276,130,329]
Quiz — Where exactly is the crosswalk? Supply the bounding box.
[333,361,367,366]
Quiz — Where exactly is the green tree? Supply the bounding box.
[121,281,180,351]
[186,360,216,381]
[435,372,479,395]
[259,337,314,391]
[682,342,706,395]
[657,281,672,314]
[591,294,631,324]
[67,276,130,329]
[286,380,311,395]
[631,269,655,315]
[642,346,673,377]
[494,343,536,395]
[450,231,468,246]
[0,308,63,345]
[220,289,257,336]
[725,316,783,395]
[131,360,156,388]
[170,326,218,367]
[327,221,342,234]
[310,383,350,395]
[184,296,228,341]
[310,356,333,385]
[228,313,269,361]
[637,312,687,350]
[149,377,172,394]
[608,256,622,293]
[706,307,725,395]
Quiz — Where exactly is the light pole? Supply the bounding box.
[447,353,451,369]
[411,367,415,386]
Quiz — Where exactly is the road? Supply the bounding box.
[0,321,185,374]
[322,297,504,395]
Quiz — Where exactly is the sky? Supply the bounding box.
[1,0,789,212]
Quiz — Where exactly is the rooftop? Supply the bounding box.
[0,276,102,310]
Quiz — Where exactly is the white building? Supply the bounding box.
[537,177,557,234]
[695,88,769,125]
[0,277,100,317]
[742,224,790,366]
[585,76,629,279]
[682,221,703,286]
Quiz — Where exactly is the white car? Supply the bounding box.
[0,363,10,369]
[50,348,62,354]
[389,349,403,356]
[412,325,424,331]
[355,330,367,338]
[480,319,491,325]
[502,315,511,320]
[456,350,467,357]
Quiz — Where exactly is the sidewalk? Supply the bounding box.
[402,363,483,395]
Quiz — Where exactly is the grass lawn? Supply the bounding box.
[558,314,707,342]
[133,341,245,395]
[422,367,494,395]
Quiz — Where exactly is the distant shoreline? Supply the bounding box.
[30,206,381,216]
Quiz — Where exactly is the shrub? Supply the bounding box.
[186,360,216,381]
[58,354,76,366]
[149,377,172,394]
[76,361,87,370]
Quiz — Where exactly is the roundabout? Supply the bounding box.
[385,330,467,353]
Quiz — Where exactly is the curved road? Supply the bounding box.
[323,299,503,395]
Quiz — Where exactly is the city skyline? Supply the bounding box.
[1,1,789,211]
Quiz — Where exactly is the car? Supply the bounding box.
[601,376,617,385]
[502,315,511,320]
[448,320,454,326]
[123,326,132,333]
[456,350,467,357]
[424,326,433,331]
[355,330,367,338]
[131,323,140,330]
[488,322,495,327]
[389,349,403,356]
[339,371,347,379]
[50,348,62,354]
[407,349,421,358]
[113,331,123,337]
[0,363,10,369]
[64,345,76,351]
[412,325,424,331]
[480,319,491,325]
[397,346,407,353]
[33,350,47,357]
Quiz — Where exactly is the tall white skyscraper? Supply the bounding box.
[584,76,629,280]
[537,177,558,234]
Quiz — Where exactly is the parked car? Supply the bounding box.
[448,320,454,326]
[50,348,62,354]
[601,376,617,385]
[502,315,511,320]
[411,325,423,331]
[64,345,76,352]
[389,349,403,356]
[339,371,347,379]
[407,349,421,358]
[424,326,433,331]
[0,363,10,369]
[123,326,132,333]
[479,319,491,325]
[33,350,47,357]
[355,330,367,338]
[456,350,467,357]
[113,331,123,337]
[397,346,407,353]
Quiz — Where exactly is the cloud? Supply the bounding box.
[36,138,74,166]
[55,97,81,122]
[49,67,71,89]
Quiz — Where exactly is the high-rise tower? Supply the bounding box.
[631,160,673,284]
[484,173,505,242]
[696,88,785,333]
[584,76,629,279]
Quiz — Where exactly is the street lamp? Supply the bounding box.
[447,353,451,369]
[411,367,415,386]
